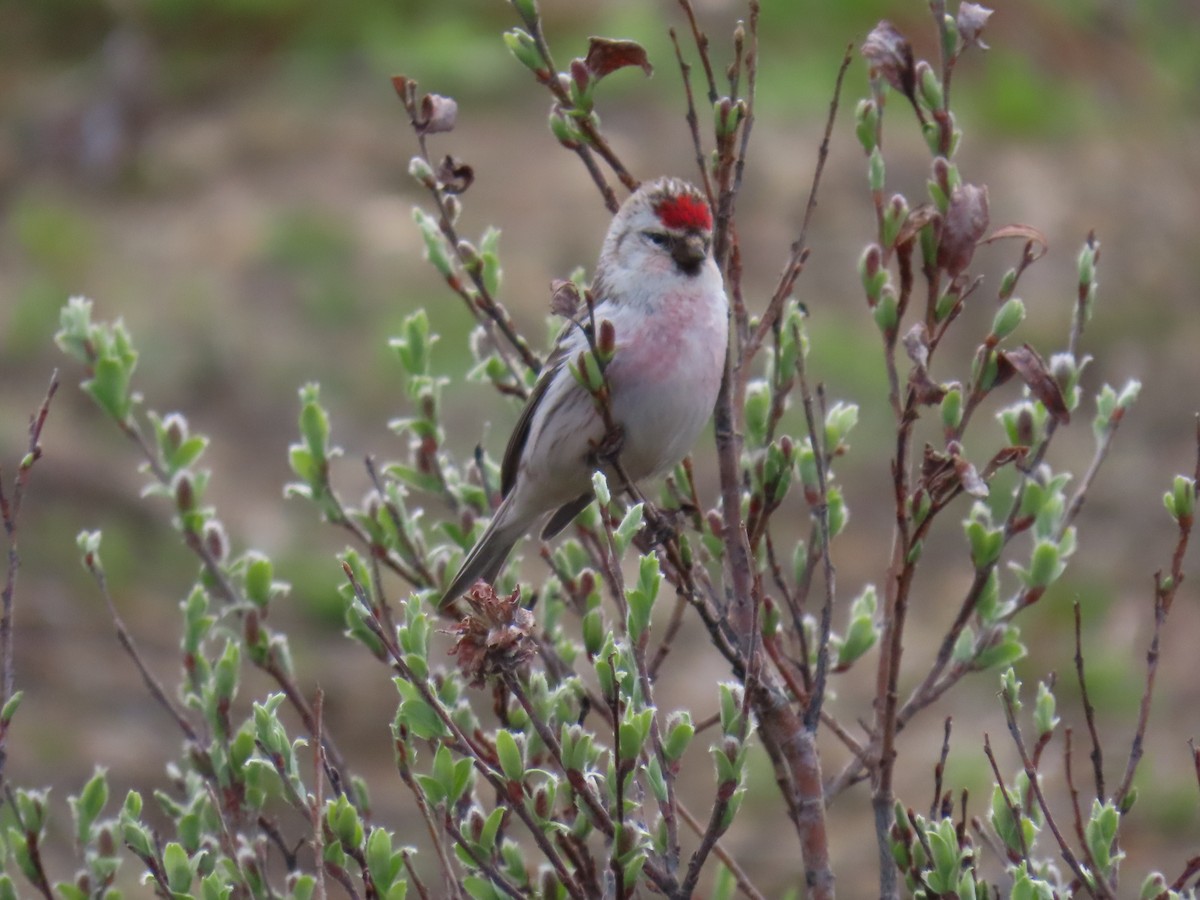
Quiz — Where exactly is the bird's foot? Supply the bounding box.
[587,423,626,470]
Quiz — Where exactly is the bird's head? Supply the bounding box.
[603,178,715,280]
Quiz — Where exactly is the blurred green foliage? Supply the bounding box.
[264,211,361,324]
[6,0,1196,130]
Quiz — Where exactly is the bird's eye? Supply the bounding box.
[643,231,671,248]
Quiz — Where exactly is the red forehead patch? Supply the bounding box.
[654,193,712,231]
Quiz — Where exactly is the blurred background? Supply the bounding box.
[2,0,1199,893]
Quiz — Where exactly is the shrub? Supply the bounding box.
[1,2,1195,898]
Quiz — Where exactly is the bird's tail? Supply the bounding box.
[439,496,529,606]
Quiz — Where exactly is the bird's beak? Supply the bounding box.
[671,234,708,272]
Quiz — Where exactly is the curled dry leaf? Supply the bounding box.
[981,223,1049,265]
[1000,345,1071,425]
[861,20,916,102]
[909,367,947,405]
[902,322,931,369]
[415,93,458,135]
[584,37,654,80]
[436,155,474,195]
[922,442,988,503]
[391,75,415,103]
[550,279,582,318]
[895,203,941,249]
[981,445,1028,480]
[950,447,989,498]
[957,3,994,51]
[921,445,958,504]
[903,322,947,404]
[938,183,990,278]
[449,582,536,687]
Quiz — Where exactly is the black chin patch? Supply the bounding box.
[675,259,703,277]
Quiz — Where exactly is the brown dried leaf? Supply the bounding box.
[957,3,994,51]
[584,37,653,81]
[981,445,1028,479]
[921,445,956,501]
[911,370,947,405]
[861,20,916,101]
[436,155,474,195]
[417,93,458,135]
[391,75,414,102]
[937,183,990,277]
[952,451,989,498]
[904,323,946,404]
[981,223,1049,263]
[903,322,930,369]
[449,582,536,687]
[550,279,581,318]
[1001,345,1071,424]
[923,442,988,502]
[895,203,940,249]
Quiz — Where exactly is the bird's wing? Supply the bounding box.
[540,493,593,539]
[499,317,591,497]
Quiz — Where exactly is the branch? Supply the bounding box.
[0,370,59,783]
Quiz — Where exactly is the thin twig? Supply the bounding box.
[998,695,1109,897]
[0,371,59,784]
[82,552,202,746]
[930,717,953,819]
[1072,602,1105,802]
[1113,425,1198,807]
[741,46,852,375]
[669,28,714,204]
[793,328,836,732]
[676,803,767,900]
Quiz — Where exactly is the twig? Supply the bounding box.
[793,330,836,732]
[1072,602,1105,802]
[4,784,56,899]
[0,371,59,784]
[312,690,328,900]
[1113,425,1198,808]
[981,734,1029,865]
[676,0,718,104]
[998,695,1108,897]
[81,550,203,748]
[1190,738,1200,797]
[741,46,852,375]
[930,717,953,819]
[1172,856,1200,893]
[1064,729,1089,865]
[676,803,766,900]
[668,28,714,204]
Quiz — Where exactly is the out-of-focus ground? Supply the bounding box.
[2,0,1199,894]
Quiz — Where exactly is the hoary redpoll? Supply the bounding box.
[442,177,728,603]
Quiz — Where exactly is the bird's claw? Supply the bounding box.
[587,423,626,469]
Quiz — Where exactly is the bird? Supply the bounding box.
[440,177,729,604]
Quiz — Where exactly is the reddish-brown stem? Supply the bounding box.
[0,371,59,784]
[999,692,1109,898]
[1073,602,1106,802]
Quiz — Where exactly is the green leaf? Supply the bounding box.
[0,691,23,725]
[367,827,399,891]
[84,356,134,423]
[664,712,694,762]
[163,842,194,894]
[613,503,644,556]
[398,698,448,741]
[463,876,505,900]
[70,768,109,846]
[495,730,524,782]
[1034,681,1060,738]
